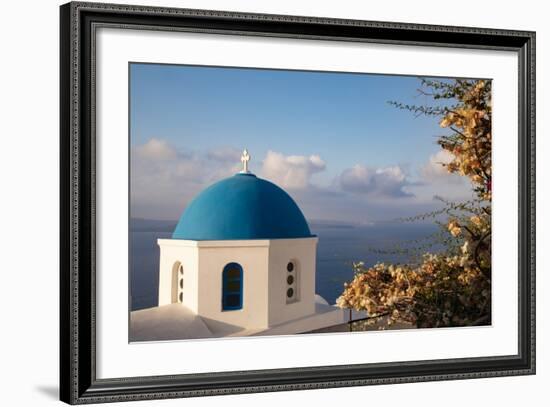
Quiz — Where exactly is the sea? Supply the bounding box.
[130,221,442,311]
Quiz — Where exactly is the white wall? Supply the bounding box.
[157,239,200,310]
[197,241,270,328]
[158,237,318,330]
[0,0,547,406]
[268,237,317,326]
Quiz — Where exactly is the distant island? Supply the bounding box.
[130,218,361,233]
[130,218,177,232]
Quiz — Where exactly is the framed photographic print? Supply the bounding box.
[60,1,536,404]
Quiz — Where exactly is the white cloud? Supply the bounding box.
[131,143,329,219]
[130,141,473,223]
[261,150,326,189]
[131,139,241,219]
[422,150,454,179]
[134,138,177,160]
[339,164,413,198]
[401,150,473,203]
[420,150,468,188]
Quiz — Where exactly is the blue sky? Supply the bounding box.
[130,63,473,222]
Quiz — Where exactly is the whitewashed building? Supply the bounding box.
[130,151,346,341]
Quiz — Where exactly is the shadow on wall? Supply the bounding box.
[201,317,245,336]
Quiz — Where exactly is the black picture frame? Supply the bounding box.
[60,1,536,404]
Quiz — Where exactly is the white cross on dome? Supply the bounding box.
[240,149,251,173]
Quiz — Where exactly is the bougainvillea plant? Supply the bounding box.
[337,79,491,328]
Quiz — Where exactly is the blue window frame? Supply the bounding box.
[222,263,243,311]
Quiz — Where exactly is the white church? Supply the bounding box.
[130,150,348,341]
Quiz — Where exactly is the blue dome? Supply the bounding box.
[172,173,313,240]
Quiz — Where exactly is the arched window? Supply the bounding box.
[171,261,184,304]
[222,263,243,311]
